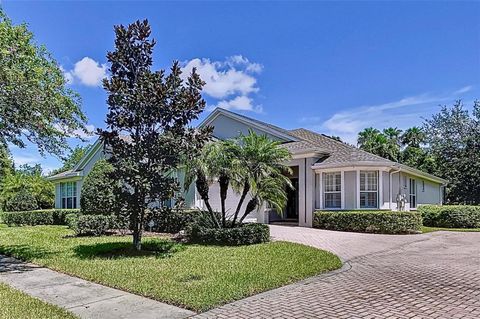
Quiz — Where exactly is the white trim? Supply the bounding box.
[319,172,323,209]
[314,166,390,174]
[379,171,384,209]
[340,171,345,209]
[356,169,360,209]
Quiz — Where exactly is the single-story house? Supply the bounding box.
[48,107,447,227]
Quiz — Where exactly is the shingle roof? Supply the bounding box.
[287,128,394,166]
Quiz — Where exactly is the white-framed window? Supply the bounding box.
[409,178,417,208]
[324,172,341,209]
[60,182,77,209]
[360,171,378,208]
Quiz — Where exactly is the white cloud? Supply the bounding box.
[181,55,263,112]
[53,123,96,139]
[73,124,96,139]
[12,154,42,166]
[63,57,107,87]
[210,95,263,113]
[301,87,471,145]
[181,57,261,99]
[454,85,473,94]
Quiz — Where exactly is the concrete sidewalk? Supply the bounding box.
[0,255,195,319]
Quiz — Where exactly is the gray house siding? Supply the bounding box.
[344,171,356,209]
[210,114,287,142]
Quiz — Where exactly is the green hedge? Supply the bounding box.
[418,205,480,228]
[67,214,117,236]
[0,209,80,226]
[186,223,270,245]
[313,210,422,234]
[149,209,204,233]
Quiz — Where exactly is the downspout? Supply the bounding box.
[389,167,401,210]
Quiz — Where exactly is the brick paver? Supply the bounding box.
[194,226,480,319]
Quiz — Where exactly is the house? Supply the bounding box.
[48,107,447,227]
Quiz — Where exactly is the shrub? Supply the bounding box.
[68,214,117,236]
[148,209,205,233]
[80,160,116,215]
[4,188,38,212]
[313,210,422,234]
[418,205,480,228]
[186,222,270,246]
[1,209,80,226]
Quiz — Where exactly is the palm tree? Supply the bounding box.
[185,130,293,228]
[231,130,293,226]
[357,127,380,150]
[401,127,426,148]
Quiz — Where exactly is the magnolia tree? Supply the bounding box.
[186,130,292,228]
[99,20,211,250]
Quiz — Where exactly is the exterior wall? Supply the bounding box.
[381,171,390,209]
[389,171,442,210]
[344,171,356,209]
[209,114,288,142]
[207,183,256,221]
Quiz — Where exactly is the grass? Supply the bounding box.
[0,225,341,312]
[421,226,480,233]
[0,282,78,319]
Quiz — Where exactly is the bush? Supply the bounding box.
[148,209,204,233]
[418,205,480,228]
[68,214,117,236]
[1,209,80,226]
[80,160,116,215]
[186,221,270,246]
[313,210,422,234]
[4,188,38,212]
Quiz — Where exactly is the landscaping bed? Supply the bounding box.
[313,210,422,234]
[0,225,341,311]
[0,282,78,319]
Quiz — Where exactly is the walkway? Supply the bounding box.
[0,255,195,319]
[195,226,480,318]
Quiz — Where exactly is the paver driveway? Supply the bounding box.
[195,226,480,319]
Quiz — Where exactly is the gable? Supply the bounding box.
[200,108,296,142]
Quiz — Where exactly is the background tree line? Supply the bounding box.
[356,100,480,205]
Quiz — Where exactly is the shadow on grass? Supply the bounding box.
[0,244,55,261]
[74,239,186,259]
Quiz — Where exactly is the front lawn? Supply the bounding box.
[0,225,341,311]
[421,226,480,233]
[0,282,78,319]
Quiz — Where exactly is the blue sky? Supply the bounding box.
[3,1,480,173]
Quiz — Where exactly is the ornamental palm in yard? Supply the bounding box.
[186,130,292,228]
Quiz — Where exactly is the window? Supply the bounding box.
[422,180,425,192]
[409,178,417,208]
[324,172,341,209]
[360,171,378,208]
[60,182,77,209]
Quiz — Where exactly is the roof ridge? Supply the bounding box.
[289,127,395,163]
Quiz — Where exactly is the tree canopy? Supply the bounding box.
[356,100,479,204]
[99,20,211,250]
[423,100,480,204]
[0,9,87,157]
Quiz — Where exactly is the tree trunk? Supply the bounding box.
[231,181,250,228]
[133,228,142,251]
[239,197,258,223]
[219,175,229,227]
[196,172,220,228]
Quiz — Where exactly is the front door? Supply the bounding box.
[284,178,299,220]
